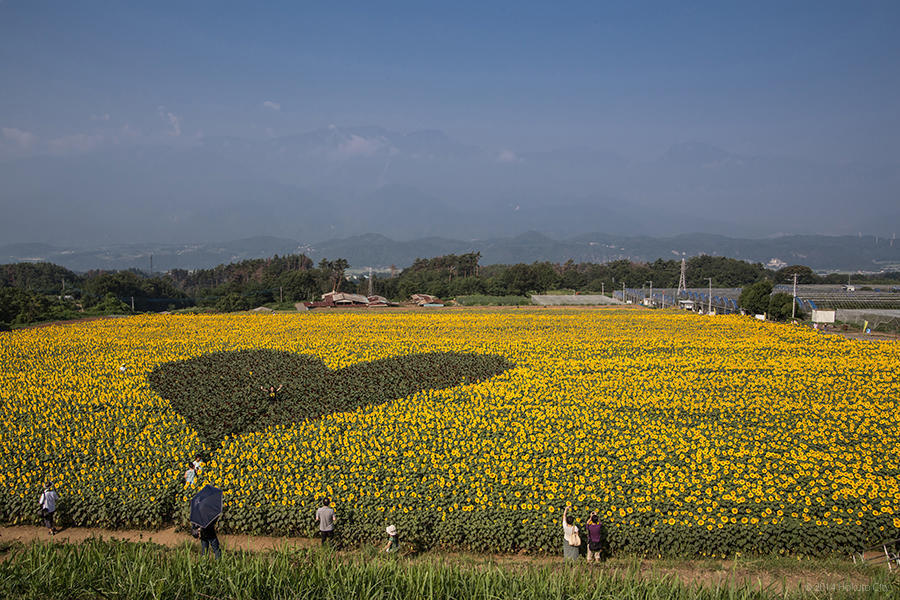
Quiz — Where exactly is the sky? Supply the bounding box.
[1,1,899,245]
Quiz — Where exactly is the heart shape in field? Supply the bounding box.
[148,349,513,447]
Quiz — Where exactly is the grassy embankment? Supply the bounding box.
[0,539,896,600]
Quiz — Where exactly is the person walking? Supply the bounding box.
[562,505,580,561]
[315,497,336,545]
[383,525,400,553]
[39,483,59,535]
[586,511,605,562]
[198,517,221,559]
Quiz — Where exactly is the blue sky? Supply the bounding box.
[3,0,898,161]
[1,1,899,245]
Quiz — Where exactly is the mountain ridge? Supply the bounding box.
[2,232,897,273]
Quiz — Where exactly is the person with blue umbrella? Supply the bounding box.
[190,485,223,559]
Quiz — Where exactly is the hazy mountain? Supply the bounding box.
[3,232,897,273]
[1,128,897,247]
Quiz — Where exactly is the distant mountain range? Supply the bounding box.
[1,126,898,247]
[2,232,898,273]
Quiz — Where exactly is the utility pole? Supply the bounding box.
[707,278,713,315]
[791,273,798,320]
[622,282,626,304]
[131,296,135,312]
[279,286,283,304]
[649,281,653,307]
[601,282,604,297]
[368,267,373,296]
[149,254,153,274]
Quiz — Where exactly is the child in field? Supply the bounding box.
[384,525,400,553]
[184,462,196,485]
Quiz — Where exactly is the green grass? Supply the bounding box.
[1,540,895,600]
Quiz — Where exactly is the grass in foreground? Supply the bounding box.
[0,540,896,600]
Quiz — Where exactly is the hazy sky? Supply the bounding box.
[3,1,899,161]
[1,1,899,246]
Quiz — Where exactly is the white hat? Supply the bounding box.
[385,525,397,536]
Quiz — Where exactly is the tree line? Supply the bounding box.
[2,254,897,327]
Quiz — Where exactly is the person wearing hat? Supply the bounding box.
[39,483,59,535]
[383,525,400,553]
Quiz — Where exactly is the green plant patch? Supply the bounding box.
[149,349,513,447]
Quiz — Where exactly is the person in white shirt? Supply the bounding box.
[562,505,580,560]
[39,483,59,535]
[184,463,196,485]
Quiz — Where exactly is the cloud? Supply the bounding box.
[497,149,520,163]
[262,100,281,111]
[48,133,104,154]
[335,134,386,158]
[90,113,111,121]
[119,123,140,138]
[157,106,182,136]
[2,127,38,148]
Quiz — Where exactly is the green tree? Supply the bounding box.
[215,293,254,312]
[767,292,797,321]
[279,270,319,302]
[94,293,129,315]
[775,265,818,285]
[739,280,773,315]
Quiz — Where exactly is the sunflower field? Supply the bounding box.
[1,310,898,557]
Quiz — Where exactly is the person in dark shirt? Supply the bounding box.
[586,511,605,562]
[199,518,221,559]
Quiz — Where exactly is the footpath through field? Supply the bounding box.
[0,524,312,553]
[0,525,889,595]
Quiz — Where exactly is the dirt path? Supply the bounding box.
[0,525,316,553]
[1,525,889,594]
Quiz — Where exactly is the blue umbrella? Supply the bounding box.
[189,485,223,528]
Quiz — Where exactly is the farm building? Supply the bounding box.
[304,292,398,309]
[411,293,444,307]
[304,291,370,309]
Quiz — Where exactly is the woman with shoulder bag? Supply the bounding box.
[562,505,580,561]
